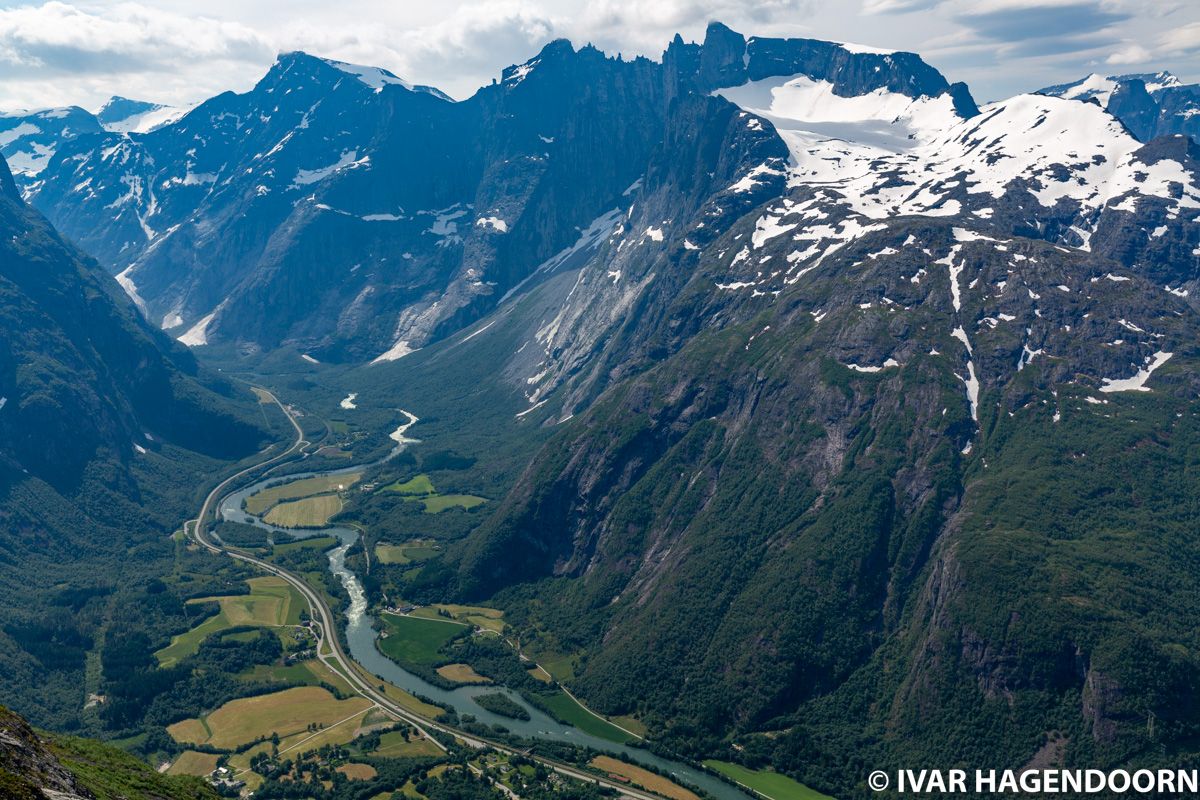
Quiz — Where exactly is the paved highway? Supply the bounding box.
[186,387,668,800]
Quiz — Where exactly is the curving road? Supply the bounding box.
[186,387,667,800]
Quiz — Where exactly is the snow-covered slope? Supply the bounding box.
[707,85,1200,294]
[97,96,189,133]
[320,56,452,100]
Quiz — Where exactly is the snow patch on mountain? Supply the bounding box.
[719,75,962,152]
[177,311,216,347]
[324,58,413,92]
[101,104,188,134]
[291,150,365,188]
[372,339,418,363]
[1049,73,1117,106]
[716,88,1200,296]
[477,216,508,233]
[1100,351,1173,392]
[0,122,38,147]
[115,266,148,315]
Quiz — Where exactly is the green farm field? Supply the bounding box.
[702,761,834,800]
[377,612,463,667]
[534,690,634,744]
[380,473,485,513]
[375,538,441,564]
[383,474,436,495]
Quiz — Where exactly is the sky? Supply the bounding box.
[0,0,1198,111]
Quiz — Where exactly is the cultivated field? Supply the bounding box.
[264,493,343,527]
[384,474,436,495]
[167,750,220,776]
[381,473,486,513]
[528,664,554,683]
[590,756,699,800]
[168,686,371,749]
[245,472,362,515]
[155,576,303,666]
[537,690,634,744]
[436,663,491,684]
[224,704,377,789]
[273,535,337,554]
[337,763,378,780]
[239,658,355,695]
[411,603,504,633]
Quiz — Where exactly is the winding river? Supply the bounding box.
[216,417,751,800]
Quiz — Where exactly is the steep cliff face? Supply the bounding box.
[24,45,665,361]
[438,206,1200,789]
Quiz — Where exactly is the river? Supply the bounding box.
[216,419,751,800]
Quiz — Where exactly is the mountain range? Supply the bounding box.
[4,18,1200,800]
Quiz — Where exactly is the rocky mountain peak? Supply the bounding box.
[257,51,450,101]
[667,21,979,120]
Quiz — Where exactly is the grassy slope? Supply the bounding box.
[52,736,218,800]
[1,705,216,800]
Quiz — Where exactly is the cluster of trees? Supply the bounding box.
[253,753,438,800]
[472,692,531,721]
[101,627,285,733]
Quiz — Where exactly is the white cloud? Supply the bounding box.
[1106,42,1151,64]
[861,0,939,12]
[0,1,272,107]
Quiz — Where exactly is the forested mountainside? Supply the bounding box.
[0,153,269,728]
